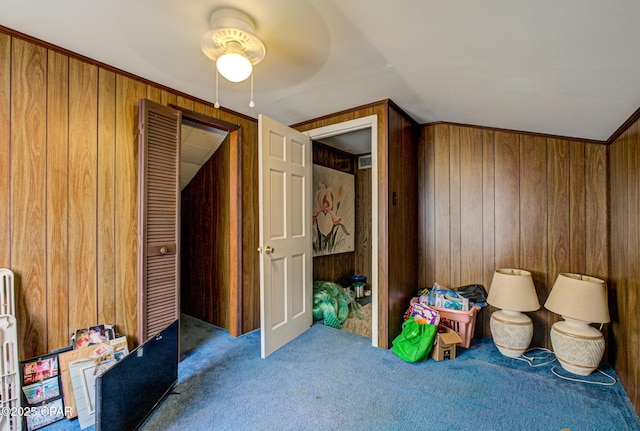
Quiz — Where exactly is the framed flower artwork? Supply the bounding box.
[312,164,355,256]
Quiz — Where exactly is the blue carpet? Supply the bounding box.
[48,314,640,431]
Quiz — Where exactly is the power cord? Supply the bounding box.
[514,347,556,367]
[514,347,617,386]
[550,366,617,386]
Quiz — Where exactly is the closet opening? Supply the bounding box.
[305,115,378,346]
[173,106,243,337]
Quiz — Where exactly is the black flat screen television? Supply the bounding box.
[95,320,179,431]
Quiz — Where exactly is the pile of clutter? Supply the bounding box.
[393,283,487,363]
[312,281,365,329]
[19,323,129,431]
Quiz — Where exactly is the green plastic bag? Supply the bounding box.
[392,317,437,362]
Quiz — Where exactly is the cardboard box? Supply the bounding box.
[431,327,463,361]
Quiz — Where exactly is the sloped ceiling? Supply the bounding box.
[180,120,227,190]
[1,0,639,141]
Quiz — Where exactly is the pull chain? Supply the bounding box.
[214,68,220,109]
[249,73,255,108]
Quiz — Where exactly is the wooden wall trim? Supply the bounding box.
[290,100,391,129]
[607,106,640,145]
[229,129,242,337]
[423,121,606,146]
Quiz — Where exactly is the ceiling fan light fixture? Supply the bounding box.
[201,7,266,108]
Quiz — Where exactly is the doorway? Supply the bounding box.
[173,106,243,337]
[304,115,379,347]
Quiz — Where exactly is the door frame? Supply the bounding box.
[170,105,243,337]
[303,115,379,347]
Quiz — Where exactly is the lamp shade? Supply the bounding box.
[487,269,540,312]
[544,273,610,324]
[217,51,253,82]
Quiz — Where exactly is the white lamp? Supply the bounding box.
[216,46,254,83]
[487,269,540,358]
[544,273,610,376]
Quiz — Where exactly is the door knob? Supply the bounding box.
[257,245,275,254]
[159,246,168,255]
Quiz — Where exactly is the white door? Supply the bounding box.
[259,114,313,358]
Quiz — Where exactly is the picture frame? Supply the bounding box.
[24,398,66,431]
[72,324,115,349]
[20,352,65,431]
[21,376,60,404]
[312,164,355,256]
[68,352,121,430]
[59,337,128,419]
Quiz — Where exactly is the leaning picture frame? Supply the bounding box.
[20,352,65,431]
[69,357,118,430]
[68,340,129,430]
[24,398,66,431]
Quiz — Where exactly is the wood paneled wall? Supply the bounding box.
[181,139,231,329]
[0,30,259,359]
[609,116,640,413]
[386,106,419,347]
[418,123,608,349]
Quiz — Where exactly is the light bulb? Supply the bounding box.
[216,52,252,83]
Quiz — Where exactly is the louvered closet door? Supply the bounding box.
[137,99,181,343]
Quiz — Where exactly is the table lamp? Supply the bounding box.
[544,273,610,376]
[487,269,540,357]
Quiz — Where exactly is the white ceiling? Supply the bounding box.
[1,0,639,141]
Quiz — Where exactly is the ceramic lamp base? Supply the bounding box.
[490,310,533,358]
[550,317,604,376]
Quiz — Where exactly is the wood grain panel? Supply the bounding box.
[97,68,117,326]
[418,126,435,288]
[624,122,640,409]
[459,127,483,285]
[375,103,389,349]
[494,132,520,269]
[433,124,451,285]
[68,58,98,332]
[115,75,146,347]
[386,105,418,347]
[228,128,242,336]
[547,139,570,330]
[46,50,70,351]
[238,115,260,333]
[161,90,177,107]
[569,141,586,273]
[355,167,372,284]
[481,130,496,337]
[175,95,195,112]
[449,126,461,288]
[609,117,639,413]
[609,129,628,381]
[584,144,608,278]
[11,38,47,359]
[519,135,548,347]
[0,33,9,268]
[146,85,162,104]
